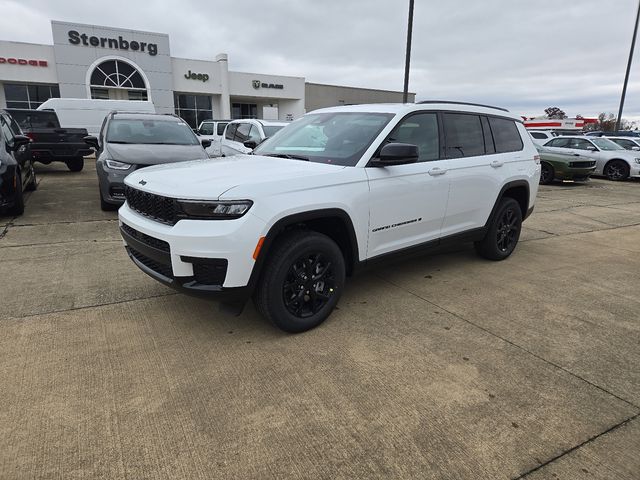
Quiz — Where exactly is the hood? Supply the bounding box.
[124,154,346,200]
[105,142,207,165]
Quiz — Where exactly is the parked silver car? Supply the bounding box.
[543,135,640,181]
[84,112,210,210]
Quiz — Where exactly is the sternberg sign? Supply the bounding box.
[67,30,158,56]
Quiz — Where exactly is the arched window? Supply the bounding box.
[89,59,148,101]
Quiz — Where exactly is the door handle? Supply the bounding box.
[491,160,504,168]
[572,153,581,156]
[428,167,447,176]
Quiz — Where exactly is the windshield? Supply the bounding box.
[591,138,624,151]
[253,112,395,166]
[263,125,285,137]
[106,118,200,145]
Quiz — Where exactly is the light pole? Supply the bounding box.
[616,0,640,131]
[403,0,415,103]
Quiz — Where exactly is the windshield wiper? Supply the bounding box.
[263,153,309,161]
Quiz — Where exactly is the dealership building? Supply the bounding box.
[0,21,414,128]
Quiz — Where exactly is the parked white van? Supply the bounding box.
[37,99,156,136]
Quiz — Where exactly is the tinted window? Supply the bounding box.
[546,138,571,148]
[234,123,251,142]
[106,119,199,145]
[488,117,523,153]
[199,123,214,135]
[530,132,547,139]
[387,112,439,161]
[7,110,59,129]
[0,115,15,147]
[443,113,484,158]
[263,125,285,137]
[612,138,636,149]
[569,139,594,150]
[225,123,237,140]
[217,123,228,136]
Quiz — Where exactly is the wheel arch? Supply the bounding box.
[248,208,360,291]
[486,180,530,227]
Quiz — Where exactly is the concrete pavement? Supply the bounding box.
[0,161,638,479]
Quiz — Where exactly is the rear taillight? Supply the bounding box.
[26,132,36,141]
[534,154,540,165]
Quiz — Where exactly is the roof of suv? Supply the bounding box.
[311,102,522,121]
[228,119,289,126]
[111,112,184,122]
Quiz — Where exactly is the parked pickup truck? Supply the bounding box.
[6,109,92,172]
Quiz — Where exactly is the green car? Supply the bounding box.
[535,145,597,185]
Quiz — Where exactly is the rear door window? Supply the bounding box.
[443,113,484,158]
[488,117,523,153]
[217,122,228,136]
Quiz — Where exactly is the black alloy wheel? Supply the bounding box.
[475,197,522,261]
[283,252,337,318]
[254,230,346,333]
[604,160,629,181]
[539,162,554,185]
[496,207,519,253]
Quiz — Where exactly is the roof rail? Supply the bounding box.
[417,100,509,113]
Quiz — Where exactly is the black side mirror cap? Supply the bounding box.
[243,140,258,149]
[12,135,31,151]
[201,139,212,148]
[83,135,100,150]
[369,142,419,167]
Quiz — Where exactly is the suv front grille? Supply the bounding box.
[129,247,173,278]
[570,161,596,168]
[125,186,178,225]
[121,223,170,252]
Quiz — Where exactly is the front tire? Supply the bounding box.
[539,162,554,185]
[254,230,346,333]
[475,197,522,261]
[604,160,629,181]
[66,157,84,172]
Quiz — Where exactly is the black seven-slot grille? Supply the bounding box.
[569,161,596,168]
[125,185,178,225]
[121,223,170,252]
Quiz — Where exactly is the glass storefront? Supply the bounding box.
[232,103,257,119]
[174,93,213,129]
[4,83,60,109]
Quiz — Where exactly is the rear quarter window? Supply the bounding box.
[488,117,523,153]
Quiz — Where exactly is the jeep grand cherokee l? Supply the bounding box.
[118,102,540,332]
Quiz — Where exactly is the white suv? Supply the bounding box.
[220,119,288,157]
[543,135,640,181]
[119,102,540,332]
[196,119,230,157]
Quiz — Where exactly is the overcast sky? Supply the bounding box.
[1,0,639,120]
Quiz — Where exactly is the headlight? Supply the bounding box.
[105,159,131,170]
[177,200,253,219]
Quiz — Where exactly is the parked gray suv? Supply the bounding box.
[84,112,210,210]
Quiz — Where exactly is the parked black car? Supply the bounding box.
[6,109,92,172]
[0,110,37,216]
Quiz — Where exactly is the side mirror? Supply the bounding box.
[201,139,212,148]
[84,135,100,150]
[12,135,30,151]
[243,140,258,149]
[587,146,598,152]
[369,143,419,167]
[632,146,640,151]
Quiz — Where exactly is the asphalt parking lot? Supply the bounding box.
[1,160,639,480]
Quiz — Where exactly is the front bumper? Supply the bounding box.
[556,166,596,181]
[119,203,267,298]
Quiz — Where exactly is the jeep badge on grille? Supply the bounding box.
[139,180,147,186]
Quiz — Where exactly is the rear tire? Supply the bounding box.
[7,172,25,216]
[604,160,629,181]
[475,197,522,261]
[539,162,554,185]
[66,157,84,172]
[254,230,346,333]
